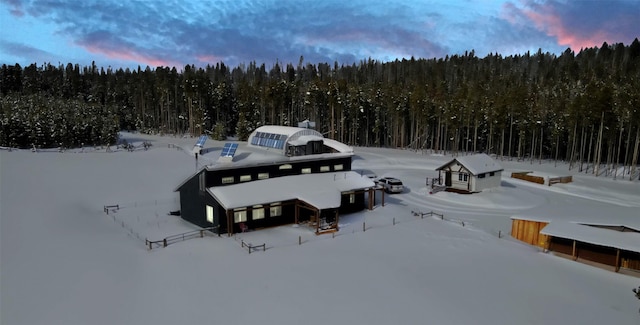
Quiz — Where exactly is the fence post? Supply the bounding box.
[363,222,365,232]
[163,238,167,247]
[298,236,301,245]
[393,217,396,225]
[498,230,502,238]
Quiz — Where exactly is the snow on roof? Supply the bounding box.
[253,125,320,138]
[287,135,324,146]
[436,153,503,175]
[510,215,552,223]
[208,171,375,210]
[323,138,354,153]
[540,222,640,253]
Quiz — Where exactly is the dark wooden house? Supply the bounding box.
[175,125,377,236]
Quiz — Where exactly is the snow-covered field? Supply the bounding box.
[1,132,639,325]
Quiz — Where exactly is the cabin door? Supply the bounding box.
[445,172,452,186]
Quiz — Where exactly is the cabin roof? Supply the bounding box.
[207,171,375,210]
[435,153,503,175]
[540,221,640,253]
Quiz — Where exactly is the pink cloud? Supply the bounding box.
[196,54,224,64]
[522,3,609,50]
[5,0,25,16]
[505,1,628,51]
[83,44,180,68]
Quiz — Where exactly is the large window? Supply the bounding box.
[251,132,287,149]
[334,164,344,171]
[252,205,265,220]
[240,175,251,182]
[320,166,330,172]
[301,167,311,174]
[206,205,214,223]
[234,209,247,223]
[258,173,269,179]
[270,202,282,217]
[279,164,292,170]
[221,176,234,184]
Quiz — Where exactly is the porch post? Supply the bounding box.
[226,210,233,237]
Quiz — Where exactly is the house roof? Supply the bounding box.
[540,221,640,253]
[435,153,503,175]
[207,171,375,210]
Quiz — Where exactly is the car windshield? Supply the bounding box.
[389,181,402,185]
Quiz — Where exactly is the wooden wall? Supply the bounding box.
[511,219,549,248]
[511,172,545,185]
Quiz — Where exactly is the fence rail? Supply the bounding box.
[146,226,219,250]
[240,240,266,254]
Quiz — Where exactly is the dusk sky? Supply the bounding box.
[1,0,638,70]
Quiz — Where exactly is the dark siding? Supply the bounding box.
[577,242,617,266]
[621,250,640,271]
[179,155,355,232]
[179,175,208,228]
[339,192,366,214]
[549,237,573,255]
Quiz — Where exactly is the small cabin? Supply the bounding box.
[435,154,503,193]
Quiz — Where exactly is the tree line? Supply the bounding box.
[1,39,639,178]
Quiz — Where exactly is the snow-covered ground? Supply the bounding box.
[1,132,639,325]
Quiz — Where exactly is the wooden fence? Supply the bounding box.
[511,172,544,184]
[146,226,219,249]
[240,240,266,254]
[548,176,572,185]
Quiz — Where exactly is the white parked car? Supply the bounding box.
[376,177,404,193]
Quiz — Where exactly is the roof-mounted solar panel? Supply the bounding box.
[220,143,238,157]
[195,135,208,148]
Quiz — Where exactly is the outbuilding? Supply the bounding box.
[435,153,503,193]
[511,215,640,275]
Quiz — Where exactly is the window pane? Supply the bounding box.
[234,209,247,223]
[206,205,214,223]
[252,205,265,220]
[222,176,234,184]
[270,202,282,217]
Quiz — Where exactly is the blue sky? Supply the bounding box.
[1,0,638,70]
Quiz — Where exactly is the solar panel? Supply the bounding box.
[220,143,238,157]
[195,135,207,147]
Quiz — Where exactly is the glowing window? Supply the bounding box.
[221,176,234,184]
[234,209,247,223]
[252,205,265,220]
[270,203,282,217]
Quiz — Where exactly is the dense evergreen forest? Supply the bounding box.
[1,40,639,177]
